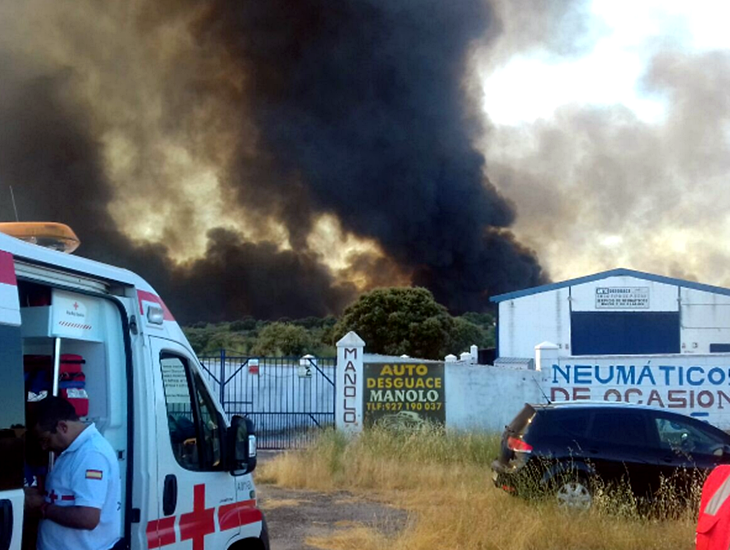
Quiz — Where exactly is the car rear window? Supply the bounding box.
[554,411,590,436]
[531,410,590,439]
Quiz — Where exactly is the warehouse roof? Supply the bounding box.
[490,268,730,303]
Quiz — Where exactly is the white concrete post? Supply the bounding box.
[470,345,478,364]
[336,331,365,433]
[534,341,560,372]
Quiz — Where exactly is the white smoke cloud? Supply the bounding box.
[481,1,730,287]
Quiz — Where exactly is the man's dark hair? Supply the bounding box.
[34,396,80,432]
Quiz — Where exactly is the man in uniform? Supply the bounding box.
[24,396,121,550]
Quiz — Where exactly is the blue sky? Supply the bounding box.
[484,0,730,124]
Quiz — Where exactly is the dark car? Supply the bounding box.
[491,402,730,510]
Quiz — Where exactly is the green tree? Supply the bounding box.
[448,317,491,355]
[460,311,495,329]
[334,287,455,359]
[205,331,250,355]
[183,324,253,356]
[292,316,326,329]
[252,322,313,356]
[230,316,257,331]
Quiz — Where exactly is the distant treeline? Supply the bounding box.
[183,316,340,357]
[184,312,494,359]
[183,287,496,360]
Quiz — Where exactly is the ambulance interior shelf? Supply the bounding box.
[17,283,129,461]
[20,303,110,433]
[16,280,129,533]
[24,354,89,417]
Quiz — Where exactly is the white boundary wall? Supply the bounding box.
[335,333,730,435]
[443,344,730,433]
[445,364,542,432]
[537,343,730,429]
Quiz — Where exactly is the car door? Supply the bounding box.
[652,413,730,486]
[147,336,239,550]
[584,410,658,495]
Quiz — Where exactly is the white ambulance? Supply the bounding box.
[0,223,269,550]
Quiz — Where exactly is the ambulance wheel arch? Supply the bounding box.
[228,541,266,550]
[230,520,269,550]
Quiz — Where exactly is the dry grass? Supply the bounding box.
[258,426,698,550]
[307,524,390,550]
[259,497,307,510]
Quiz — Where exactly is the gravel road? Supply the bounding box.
[257,452,407,550]
[260,485,407,550]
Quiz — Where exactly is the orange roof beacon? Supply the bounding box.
[0,222,80,254]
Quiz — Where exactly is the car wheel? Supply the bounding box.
[555,476,593,511]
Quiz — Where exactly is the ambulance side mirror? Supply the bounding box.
[228,415,257,475]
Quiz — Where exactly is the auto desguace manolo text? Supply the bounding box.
[363,363,445,426]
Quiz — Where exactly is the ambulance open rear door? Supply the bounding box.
[0,251,26,550]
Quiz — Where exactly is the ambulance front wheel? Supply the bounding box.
[232,517,270,550]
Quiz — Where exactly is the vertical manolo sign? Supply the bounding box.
[363,363,445,427]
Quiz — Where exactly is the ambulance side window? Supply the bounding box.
[160,353,223,471]
[0,325,25,490]
[192,371,222,469]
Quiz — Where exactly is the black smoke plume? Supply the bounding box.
[190,0,547,310]
[0,57,355,322]
[0,1,547,322]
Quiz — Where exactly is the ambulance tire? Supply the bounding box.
[259,517,270,550]
[231,538,266,550]
[231,518,270,550]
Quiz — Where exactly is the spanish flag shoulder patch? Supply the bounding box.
[86,469,103,480]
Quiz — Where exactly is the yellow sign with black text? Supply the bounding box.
[363,363,445,427]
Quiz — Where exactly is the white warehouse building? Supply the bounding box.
[490,268,730,360]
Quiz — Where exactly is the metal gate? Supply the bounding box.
[199,352,336,449]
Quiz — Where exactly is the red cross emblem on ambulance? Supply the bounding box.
[147,483,263,549]
[179,485,215,550]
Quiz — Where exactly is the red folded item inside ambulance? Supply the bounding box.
[59,354,85,374]
[24,354,89,416]
[60,388,89,417]
[24,354,85,373]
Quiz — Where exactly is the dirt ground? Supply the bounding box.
[257,452,408,550]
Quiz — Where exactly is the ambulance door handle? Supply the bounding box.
[0,499,12,550]
[163,475,177,516]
